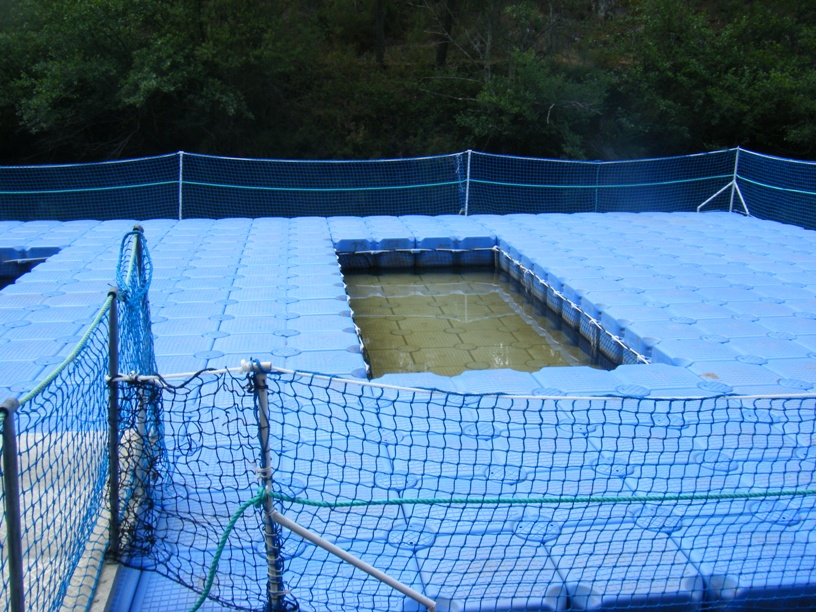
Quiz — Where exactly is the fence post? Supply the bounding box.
[729,147,741,213]
[1,398,25,612]
[253,369,286,611]
[107,288,121,559]
[178,151,184,221]
[594,160,601,213]
[463,149,472,216]
[132,224,144,285]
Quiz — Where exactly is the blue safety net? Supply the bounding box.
[116,366,816,612]
[738,150,816,230]
[467,148,737,215]
[0,155,179,221]
[0,299,112,612]
[181,152,466,219]
[0,228,156,611]
[1,147,815,230]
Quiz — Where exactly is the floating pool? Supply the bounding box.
[345,268,597,377]
[1,211,815,612]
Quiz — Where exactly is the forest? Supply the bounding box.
[1,0,815,163]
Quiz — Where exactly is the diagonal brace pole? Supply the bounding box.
[271,510,437,612]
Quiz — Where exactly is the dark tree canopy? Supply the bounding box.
[1,0,815,163]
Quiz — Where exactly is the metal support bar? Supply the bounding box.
[1,397,26,612]
[132,224,146,304]
[133,385,148,530]
[271,510,436,611]
[254,371,286,610]
[594,160,601,213]
[107,288,121,559]
[733,180,750,216]
[2,257,49,265]
[178,151,184,221]
[133,224,144,278]
[729,147,741,213]
[696,181,732,212]
[463,149,472,216]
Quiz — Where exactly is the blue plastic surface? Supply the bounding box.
[3,213,816,612]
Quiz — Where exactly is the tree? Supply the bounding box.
[0,0,322,160]
[619,0,816,157]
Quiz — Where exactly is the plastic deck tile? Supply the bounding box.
[4,212,816,612]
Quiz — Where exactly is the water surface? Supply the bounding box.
[345,268,596,377]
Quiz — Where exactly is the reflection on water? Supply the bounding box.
[345,268,600,377]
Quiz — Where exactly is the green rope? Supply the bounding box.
[267,487,816,509]
[738,175,816,197]
[0,181,178,196]
[19,229,143,407]
[183,179,463,193]
[470,174,732,190]
[191,484,816,612]
[189,489,266,612]
[18,294,114,406]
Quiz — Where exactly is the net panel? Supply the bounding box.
[120,366,816,611]
[0,301,112,612]
[468,149,738,215]
[0,228,156,611]
[1,147,816,230]
[181,153,466,218]
[596,148,737,213]
[0,154,179,221]
[738,150,816,230]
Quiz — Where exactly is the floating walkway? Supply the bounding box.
[1,211,816,611]
[2,212,814,398]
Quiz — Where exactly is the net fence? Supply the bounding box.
[116,365,816,612]
[1,147,815,229]
[0,227,155,611]
[0,299,112,612]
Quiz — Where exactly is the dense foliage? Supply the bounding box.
[1,0,815,162]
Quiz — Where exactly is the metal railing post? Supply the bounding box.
[133,224,144,280]
[594,160,601,213]
[107,288,121,559]
[729,147,741,213]
[178,151,184,221]
[253,369,286,611]
[464,149,472,216]
[1,397,26,612]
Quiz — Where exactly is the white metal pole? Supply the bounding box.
[464,149,472,216]
[696,182,731,213]
[729,147,741,213]
[255,371,286,610]
[178,151,184,221]
[271,510,437,611]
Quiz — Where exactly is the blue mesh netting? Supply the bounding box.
[181,152,465,218]
[0,155,179,221]
[1,147,815,229]
[0,228,156,611]
[738,150,816,230]
[116,366,816,611]
[0,302,112,611]
[467,149,737,215]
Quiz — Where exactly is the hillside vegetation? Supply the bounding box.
[1,0,814,162]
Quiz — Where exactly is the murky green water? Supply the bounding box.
[345,268,597,377]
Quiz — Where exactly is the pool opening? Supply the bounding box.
[0,247,59,289]
[344,265,616,378]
